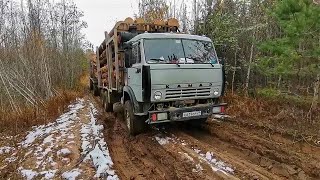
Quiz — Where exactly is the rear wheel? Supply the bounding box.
[103,92,113,112]
[100,89,105,102]
[93,84,99,96]
[89,79,93,91]
[124,100,146,135]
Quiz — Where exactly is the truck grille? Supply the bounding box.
[165,87,211,99]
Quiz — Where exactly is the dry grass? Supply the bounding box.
[224,93,320,137]
[0,73,90,135]
[0,90,83,135]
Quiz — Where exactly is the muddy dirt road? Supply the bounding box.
[97,96,320,180]
[1,95,319,179]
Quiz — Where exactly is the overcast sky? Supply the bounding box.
[76,0,138,47]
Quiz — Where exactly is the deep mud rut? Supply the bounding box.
[94,96,320,180]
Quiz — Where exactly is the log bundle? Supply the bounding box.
[92,17,180,90]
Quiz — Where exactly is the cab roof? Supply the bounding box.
[127,33,212,43]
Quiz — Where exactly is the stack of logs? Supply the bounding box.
[95,17,179,89]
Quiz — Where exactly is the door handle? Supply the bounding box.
[135,68,141,73]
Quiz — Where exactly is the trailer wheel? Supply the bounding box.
[124,100,146,135]
[93,84,99,96]
[100,90,105,102]
[89,79,93,91]
[103,92,113,112]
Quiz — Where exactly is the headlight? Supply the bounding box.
[154,91,162,101]
[213,89,219,96]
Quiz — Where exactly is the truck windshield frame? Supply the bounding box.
[143,38,219,65]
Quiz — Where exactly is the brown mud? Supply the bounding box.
[96,95,320,180]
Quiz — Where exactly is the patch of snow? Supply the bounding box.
[90,144,116,178]
[155,136,172,145]
[62,169,82,180]
[206,152,212,161]
[5,156,17,163]
[43,134,54,144]
[20,99,84,148]
[19,168,57,179]
[194,149,201,154]
[18,99,85,179]
[78,102,118,179]
[192,164,203,173]
[57,148,71,156]
[213,114,231,120]
[193,149,234,175]
[0,146,15,154]
[40,170,57,179]
[20,169,38,180]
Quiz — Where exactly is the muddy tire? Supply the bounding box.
[100,89,105,102]
[93,84,99,96]
[124,100,146,135]
[103,92,113,112]
[89,79,93,91]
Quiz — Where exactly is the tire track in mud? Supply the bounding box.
[168,119,320,180]
[93,94,319,180]
[168,125,280,180]
[100,112,207,180]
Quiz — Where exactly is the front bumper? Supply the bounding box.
[146,103,227,124]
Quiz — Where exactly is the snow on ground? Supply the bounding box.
[62,169,82,180]
[19,169,38,180]
[0,98,118,179]
[155,134,234,176]
[155,136,172,145]
[0,146,15,154]
[57,148,71,156]
[193,148,234,175]
[20,99,85,148]
[79,103,118,179]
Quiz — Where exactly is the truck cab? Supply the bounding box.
[122,33,226,134]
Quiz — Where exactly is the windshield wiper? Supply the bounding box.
[186,56,215,67]
[168,54,180,67]
[148,58,165,63]
[149,58,164,61]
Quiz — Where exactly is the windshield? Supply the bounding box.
[143,38,218,64]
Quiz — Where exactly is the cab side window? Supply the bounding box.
[132,42,141,64]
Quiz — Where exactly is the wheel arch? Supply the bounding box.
[123,86,140,113]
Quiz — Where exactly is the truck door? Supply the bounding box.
[127,41,143,102]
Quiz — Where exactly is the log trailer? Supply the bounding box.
[89,17,227,135]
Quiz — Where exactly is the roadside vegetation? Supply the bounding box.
[0,0,89,134]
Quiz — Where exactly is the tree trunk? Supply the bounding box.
[245,32,255,96]
[277,75,282,89]
[231,46,238,95]
[308,73,320,122]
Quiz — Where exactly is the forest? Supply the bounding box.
[0,0,319,134]
[0,0,88,132]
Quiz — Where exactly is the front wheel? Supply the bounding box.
[124,100,146,135]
